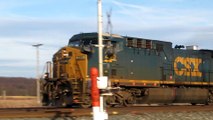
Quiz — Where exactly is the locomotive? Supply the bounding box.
[41,32,213,107]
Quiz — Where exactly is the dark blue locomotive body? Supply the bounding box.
[81,33,213,88]
[42,32,213,107]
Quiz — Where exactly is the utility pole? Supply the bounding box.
[32,43,43,104]
[98,0,103,77]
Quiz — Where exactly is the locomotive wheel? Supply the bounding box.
[41,93,49,106]
[105,95,116,107]
[105,93,125,107]
[55,94,73,107]
[80,95,91,108]
[55,96,66,107]
[42,82,55,106]
[123,95,134,107]
[54,80,73,107]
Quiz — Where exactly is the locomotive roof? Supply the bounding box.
[69,32,172,46]
[200,49,213,52]
[69,32,122,42]
[123,35,172,45]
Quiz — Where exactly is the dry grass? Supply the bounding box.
[0,96,42,108]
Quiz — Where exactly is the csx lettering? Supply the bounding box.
[174,57,202,77]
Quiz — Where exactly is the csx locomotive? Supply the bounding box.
[42,32,213,107]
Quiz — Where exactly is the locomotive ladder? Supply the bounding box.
[71,59,85,103]
[71,78,82,102]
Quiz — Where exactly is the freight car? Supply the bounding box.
[41,32,213,107]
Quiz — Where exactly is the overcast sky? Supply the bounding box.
[0,0,213,78]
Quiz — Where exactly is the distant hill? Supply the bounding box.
[0,77,36,96]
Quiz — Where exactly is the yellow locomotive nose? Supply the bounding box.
[42,46,90,107]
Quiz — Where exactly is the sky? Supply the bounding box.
[0,0,213,78]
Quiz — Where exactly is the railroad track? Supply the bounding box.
[0,105,213,119]
[0,107,75,118]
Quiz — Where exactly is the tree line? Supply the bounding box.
[0,77,36,96]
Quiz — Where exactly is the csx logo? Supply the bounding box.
[174,57,202,77]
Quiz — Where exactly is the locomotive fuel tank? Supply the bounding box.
[137,88,208,104]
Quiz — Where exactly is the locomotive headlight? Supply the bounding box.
[63,53,69,57]
[62,49,69,57]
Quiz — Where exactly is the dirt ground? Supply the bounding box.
[0,96,41,108]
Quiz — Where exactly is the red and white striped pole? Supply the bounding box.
[90,67,100,120]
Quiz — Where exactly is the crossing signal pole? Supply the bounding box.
[32,43,43,104]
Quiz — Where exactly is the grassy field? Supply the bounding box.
[0,96,41,108]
